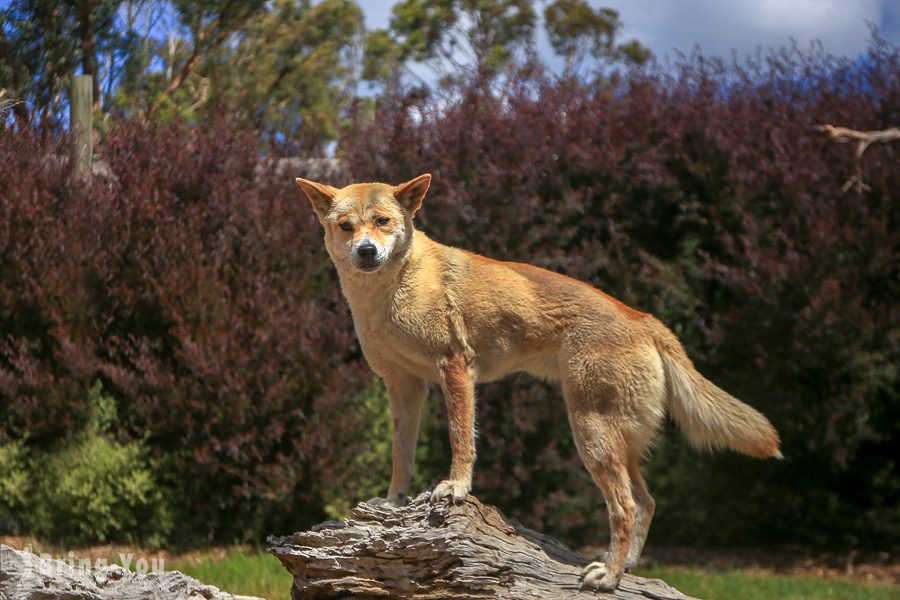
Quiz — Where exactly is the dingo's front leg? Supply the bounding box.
[367,372,426,508]
[431,354,476,504]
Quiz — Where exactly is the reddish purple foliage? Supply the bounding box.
[0,123,370,540]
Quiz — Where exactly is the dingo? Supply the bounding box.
[296,173,781,591]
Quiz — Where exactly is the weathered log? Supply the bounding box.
[268,492,696,599]
[0,544,261,600]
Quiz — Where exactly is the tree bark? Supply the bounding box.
[75,0,101,110]
[0,544,261,600]
[268,492,697,599]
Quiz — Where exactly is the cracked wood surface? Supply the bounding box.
[0,544,262,600]
[268,493,697,599]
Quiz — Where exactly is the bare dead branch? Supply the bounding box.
[815,124,900,193]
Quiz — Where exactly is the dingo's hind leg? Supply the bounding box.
[626,455,655,570]
[571,417,634,592]
[563,345,664,591]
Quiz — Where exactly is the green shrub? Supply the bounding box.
[0,438,30,533]
[32,435,171,545]
[21,382,173,545]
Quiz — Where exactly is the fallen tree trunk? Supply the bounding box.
[268,493,696,599]
[0,544,262,600]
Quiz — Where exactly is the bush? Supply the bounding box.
[36,430,168,544]
[0,124,371,543]
[26,382,172,545]
[0,383,172,545]
[0,438,29,533]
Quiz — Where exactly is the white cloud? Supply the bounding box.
[600,0,893,60]
[357,0,897,64]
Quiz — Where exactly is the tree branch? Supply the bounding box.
[0,27,31,123]
[815,123,900,193]
[163,3,258,97]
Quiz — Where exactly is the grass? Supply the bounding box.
[165,549,898,600]
[168,550,292,600]
[635,564,898,600]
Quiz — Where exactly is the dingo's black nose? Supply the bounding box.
[357,242,377,260]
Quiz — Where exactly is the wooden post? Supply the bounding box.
[70,74,93,176]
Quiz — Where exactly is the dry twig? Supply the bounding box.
[815,124,900,193]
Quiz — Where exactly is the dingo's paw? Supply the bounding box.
[582,561,621,592]
[429,480,470,504]
[365,493,408,508]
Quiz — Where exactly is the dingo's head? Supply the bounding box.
[296,174,431,274]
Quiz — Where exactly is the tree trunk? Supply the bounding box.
[268,493,696,599]
[0,544,261,600]
[76,0,101,111]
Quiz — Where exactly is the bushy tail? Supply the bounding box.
[655,334,782,459]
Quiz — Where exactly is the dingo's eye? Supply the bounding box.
[339,221,353,232]
[375,216,390,226]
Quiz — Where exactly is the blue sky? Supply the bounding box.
[3,0,896,95]
[359,0,899,63]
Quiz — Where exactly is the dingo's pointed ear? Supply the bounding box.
[295,177,339,219]
[393,173,431,215]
